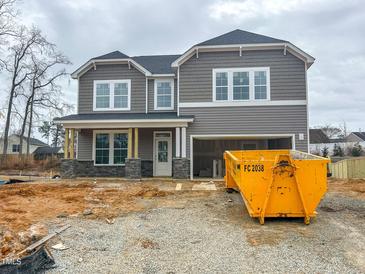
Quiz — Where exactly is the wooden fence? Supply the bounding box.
[329,157,365,179]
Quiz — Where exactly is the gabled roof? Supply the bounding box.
[309,129,330,144]
[352,132,365,141]
[33,146,62,155]
[2,134,49,146]
[93,50,129,60]
[196,29,286,46]
[71,29,315,78]
[172,29,315,68]
[132,55,180,75]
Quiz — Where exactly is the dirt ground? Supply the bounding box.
[0,177,364,272]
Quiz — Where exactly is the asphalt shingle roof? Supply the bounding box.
[309,129,330,144]
[196,29,286,46]
[33,146,62,155]
[54,112,194,121]
[9,134,48,146]
[132,55,180,74]
[353,132,365,141]
[93,50,129,60]
[78,29,287,76]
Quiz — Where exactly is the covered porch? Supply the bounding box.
[54,113,194,179]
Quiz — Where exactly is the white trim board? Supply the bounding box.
[212,67,271,102]
[171,43,315,68]
[179,100,306,108]
[153,131,173,176]
[154,78,175,110]
[92,129,129,166]
[189,133,296,180]
[57,120,193,129]
[93,79,131,111]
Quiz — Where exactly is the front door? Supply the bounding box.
[153,131,172,176]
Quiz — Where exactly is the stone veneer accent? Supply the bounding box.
[173,158,190,179]
[141,160,153,177]
[60,159,125,178]
[125,158,142,179]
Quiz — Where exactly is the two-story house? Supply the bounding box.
[55,29,314,180]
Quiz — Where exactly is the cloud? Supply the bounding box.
[0,0,363,133]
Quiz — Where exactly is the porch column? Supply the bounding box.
[128,128,133,158]
[175,127,181,158]
[134,128,139,158]
[181,127,186,158]
[64,128,69,159]
[70,128,75,159]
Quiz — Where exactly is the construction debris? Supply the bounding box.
[51,243,69,251]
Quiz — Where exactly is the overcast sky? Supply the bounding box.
[10,0,365,132]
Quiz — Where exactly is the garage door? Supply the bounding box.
[192,136,293,179]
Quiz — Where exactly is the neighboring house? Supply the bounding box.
[0,134,48,155]
[55,29,315,179]
[33,146,64,160]
[345,132,365,143]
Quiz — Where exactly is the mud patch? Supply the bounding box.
[246,230,284,246]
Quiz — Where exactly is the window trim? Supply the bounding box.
[212,67,270,102]
[93,80,131,111]
[92,130,129,166]
[154,79,174,110]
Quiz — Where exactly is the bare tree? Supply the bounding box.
[1,26,47,160]
[315,124,342,139]
[23,51,71,155]
[0,0,17,39]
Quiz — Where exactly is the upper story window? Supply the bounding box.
[154,79,174,110]
[93,80,131,111]
[213,67,270,102]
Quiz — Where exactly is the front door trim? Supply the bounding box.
[153,131,172,176]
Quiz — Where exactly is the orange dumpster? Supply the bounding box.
[224,150,330,224]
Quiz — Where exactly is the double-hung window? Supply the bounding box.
[213,67,270,102]
[154,79,174,110]
[94,131,128,165]
[94,80,131,111]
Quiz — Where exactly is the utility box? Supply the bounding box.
[224,150,330,224]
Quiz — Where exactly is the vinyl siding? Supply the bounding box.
[179,50,306,102]
[78,64,146,113]
[147,79,177,112]
[77,128,176,161]
[180,105,308,154]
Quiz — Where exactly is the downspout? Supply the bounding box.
[177,66,180,116]
[305,62,310,153]
[145,77,148,113]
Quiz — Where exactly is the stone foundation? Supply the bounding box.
[60,159,125,178]
[141,160,153,177]
[125,158,142,179]
[173,158,190,179]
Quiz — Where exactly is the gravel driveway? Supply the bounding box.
[46,182,365,274]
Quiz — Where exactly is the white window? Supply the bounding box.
[212,67,270,102]
[93,80,131,111]
[93,130,128,165]
[154,79,174,110]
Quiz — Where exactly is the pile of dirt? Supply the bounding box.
[0,224,48,260]
[0,180,172,259]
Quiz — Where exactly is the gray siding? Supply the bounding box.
[77,128,176,161]
[77,129,93,160]
[78,64,146,113]
[147,79,177,112]
[180,105,308,154]
[179,50,306,102]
